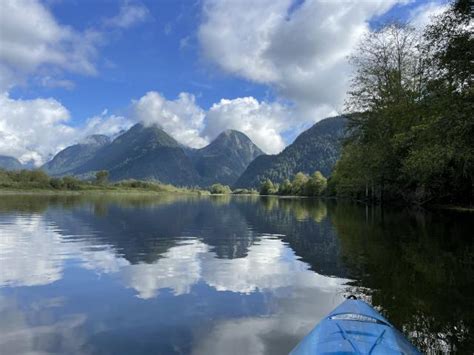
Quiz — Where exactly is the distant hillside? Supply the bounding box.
[235,116,347,188]
[72,123,201,186]
[0,155,23,170]
[43,135,110,176]
[190,130,263,186]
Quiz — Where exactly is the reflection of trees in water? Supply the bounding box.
[2,194,472,352]
[235,198,348,278]
[329,203,474,353]
[42,196,260,263]
[0,194,198,214]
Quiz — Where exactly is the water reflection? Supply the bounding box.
[0,195,472,353]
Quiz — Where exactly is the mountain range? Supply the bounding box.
[2,116,347,187]
[43,123,263,186]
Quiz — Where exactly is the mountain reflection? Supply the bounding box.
[0,195,472,354]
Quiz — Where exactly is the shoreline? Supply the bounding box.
[1,189,472,211]
[0,188,209,196]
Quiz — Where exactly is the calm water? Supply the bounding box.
[0,195,472,354]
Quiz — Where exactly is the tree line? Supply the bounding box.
[330,0,473,205]
[259,171,327,196]
[0,169,206,194]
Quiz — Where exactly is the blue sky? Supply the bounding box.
[0,0,449,165]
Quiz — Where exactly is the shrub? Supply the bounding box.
[210,183,232,194]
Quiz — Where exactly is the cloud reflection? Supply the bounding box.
[0,214,348,301]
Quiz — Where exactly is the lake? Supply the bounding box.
[0,195,472,354]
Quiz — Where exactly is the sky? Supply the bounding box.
[0,0,450,166]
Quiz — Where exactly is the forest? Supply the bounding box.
[330,0,473,205]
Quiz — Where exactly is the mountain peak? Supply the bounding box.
[213,129,257,148]
[0,155,23,170]
[82,134,111,146]
[192,129,264,185]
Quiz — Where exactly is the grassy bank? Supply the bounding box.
[0,169,209,196]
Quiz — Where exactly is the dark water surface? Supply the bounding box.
[0,195,472,354]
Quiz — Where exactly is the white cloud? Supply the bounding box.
[132,91,208,148]
[104,1,150,29]
[0,93,74,165]
[121,240,209,299]
[410,1,449,29]
[131,92,291,153]
[0,215,65,287]
[0,93,132,166]
[0,0,102,91]
[198,0,406,122]
[82,111,133,139]
[204,97,291,154]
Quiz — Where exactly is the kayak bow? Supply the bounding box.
[290,297,421,354]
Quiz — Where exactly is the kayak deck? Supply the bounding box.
[290,299,420,355]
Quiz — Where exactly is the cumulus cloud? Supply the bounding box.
[121,240,209,299]
[0,93,132,166]
[82,110,133,139]
[0,0,102,91]
[0,93,74,165]
[0,215,65,287]
[104,1,150,29]
[131,92,291,153]
[204,97,291,154]
[132,91,208,148]
[198,0,406,121]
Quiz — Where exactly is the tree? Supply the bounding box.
[279,179,292,195]
[96,170,109,185]
[333,2,473,205]
[291,172,309,195]
[210,183,232,194]
[305,171,327,196]
[62,176,81,190]
[259,179,277,195]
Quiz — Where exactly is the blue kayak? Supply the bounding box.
[290,297,421,354]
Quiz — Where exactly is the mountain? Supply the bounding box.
[42,135,111,176]
[235,116,347,188]
[0,155,23,170]
[190,130,263,186]
[72,123,201,185]
[43,124,264,186]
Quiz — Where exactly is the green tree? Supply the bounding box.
[333,1,473,205]
[291,172,309,195]
[95,170,109,185]
[62,176,81,190]
[259,179,277,195]
[305,171,327,196]
[279,179,292,195]
[210,183,232,194]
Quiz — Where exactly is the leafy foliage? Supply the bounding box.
[209,183,232,194]
[95,170,109,185]
[332,1,473,205]
[258,171,327,197]
[259,179,278,195]
[0,168,208,194]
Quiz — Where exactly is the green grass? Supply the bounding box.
[0,169,210,196]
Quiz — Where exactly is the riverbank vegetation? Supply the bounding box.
[259,171,327,197]
[0,169,209,195]
[331,0,473,206]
